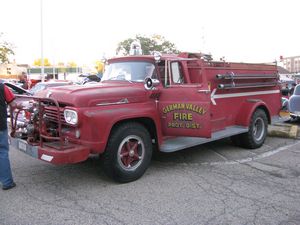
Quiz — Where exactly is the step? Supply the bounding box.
[160,126,248,153]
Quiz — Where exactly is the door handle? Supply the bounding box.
[197,90,210,94]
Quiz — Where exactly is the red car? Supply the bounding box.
[29,81,73,95]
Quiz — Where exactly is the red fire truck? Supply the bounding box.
[10,52,282,182]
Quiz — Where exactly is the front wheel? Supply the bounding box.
[101,122,152,183]
[240,109,268,149]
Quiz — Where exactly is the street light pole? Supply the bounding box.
[40,0,45,82]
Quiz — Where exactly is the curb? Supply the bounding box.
[268,123,298,139]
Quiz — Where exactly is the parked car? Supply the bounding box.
[77,74,101,85]
[288,84,300,120]
[29,81,73,95]
[280,76,296,98]
[1,81,31,96]
[1,81,31,123]
[1,80,31,109]
[281,97,289,111]
[6,80,72,128]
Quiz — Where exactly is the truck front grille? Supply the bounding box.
[44,106,66,124]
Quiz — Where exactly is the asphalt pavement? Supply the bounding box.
[1,131,300,225]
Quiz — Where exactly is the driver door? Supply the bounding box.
[158,60,211,138]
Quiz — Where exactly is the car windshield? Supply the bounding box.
[29,84,46,95]
[102,61,157,82]
[4,83,29,95]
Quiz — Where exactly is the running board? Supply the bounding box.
[160,126,249,153]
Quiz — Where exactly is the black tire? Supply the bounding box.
[101,122,152,183]
[240,109,268,149]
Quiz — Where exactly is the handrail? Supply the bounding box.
[216,72,278,80]
[218,81,278,90]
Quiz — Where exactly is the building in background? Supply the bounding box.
[282,56,300,73]
[0,63,28,80]
[28,66,82,82]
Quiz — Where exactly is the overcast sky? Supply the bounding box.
[1,0,299,66]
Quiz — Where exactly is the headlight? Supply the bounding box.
[64,109,78,125]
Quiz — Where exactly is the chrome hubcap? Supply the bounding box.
[117,135,145,171]
[253,117,265,141]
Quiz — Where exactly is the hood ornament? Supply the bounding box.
[46,91,52,98]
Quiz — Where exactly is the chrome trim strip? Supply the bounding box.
[96,98,129,106]
[214,90,280,99]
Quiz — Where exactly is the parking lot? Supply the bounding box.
[1,127,300,225]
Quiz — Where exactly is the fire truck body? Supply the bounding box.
[10,53,282,182]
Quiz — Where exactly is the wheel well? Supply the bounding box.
[257,105,271,124]
[110,118,158,143]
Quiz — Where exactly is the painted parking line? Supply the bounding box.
[201,141,300,166]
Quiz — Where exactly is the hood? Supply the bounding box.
[35,82,149,107]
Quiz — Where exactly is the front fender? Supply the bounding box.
[80,102,162,153]
[235,100,270,126]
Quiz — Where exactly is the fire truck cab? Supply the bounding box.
[10,52,282,182]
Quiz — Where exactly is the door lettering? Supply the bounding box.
[163,103,206,129]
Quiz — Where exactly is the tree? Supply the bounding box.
[0,33,14,63]
[95,60,104,73]
[67,61,77,67]
[116,34,179,55]
[57,62,65,67]
[33,58,51,66]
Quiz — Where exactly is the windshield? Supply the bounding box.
[102,61,157,82]
[29,84,46,95]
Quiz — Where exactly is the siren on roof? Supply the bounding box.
[153,51,162,62]
[129,40,143,56]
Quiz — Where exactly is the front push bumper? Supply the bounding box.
[9,137,90,165]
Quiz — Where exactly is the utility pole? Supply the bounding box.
[40,0,45,82]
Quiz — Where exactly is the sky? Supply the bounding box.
[1,0,300,66]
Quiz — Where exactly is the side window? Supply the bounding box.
[145,65,157,80]
[171,62,184,84]
[158,61,169,87]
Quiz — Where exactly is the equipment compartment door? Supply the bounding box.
[158,60,211,138]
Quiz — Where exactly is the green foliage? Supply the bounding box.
[0,33,14,63]
[116,34,179,55]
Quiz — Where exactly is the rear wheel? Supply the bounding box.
[101,122,152,183]
[240,109,268,149]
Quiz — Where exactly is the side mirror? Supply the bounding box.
[144,77,160,90]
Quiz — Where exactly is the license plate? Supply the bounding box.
[18,141,27,152]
